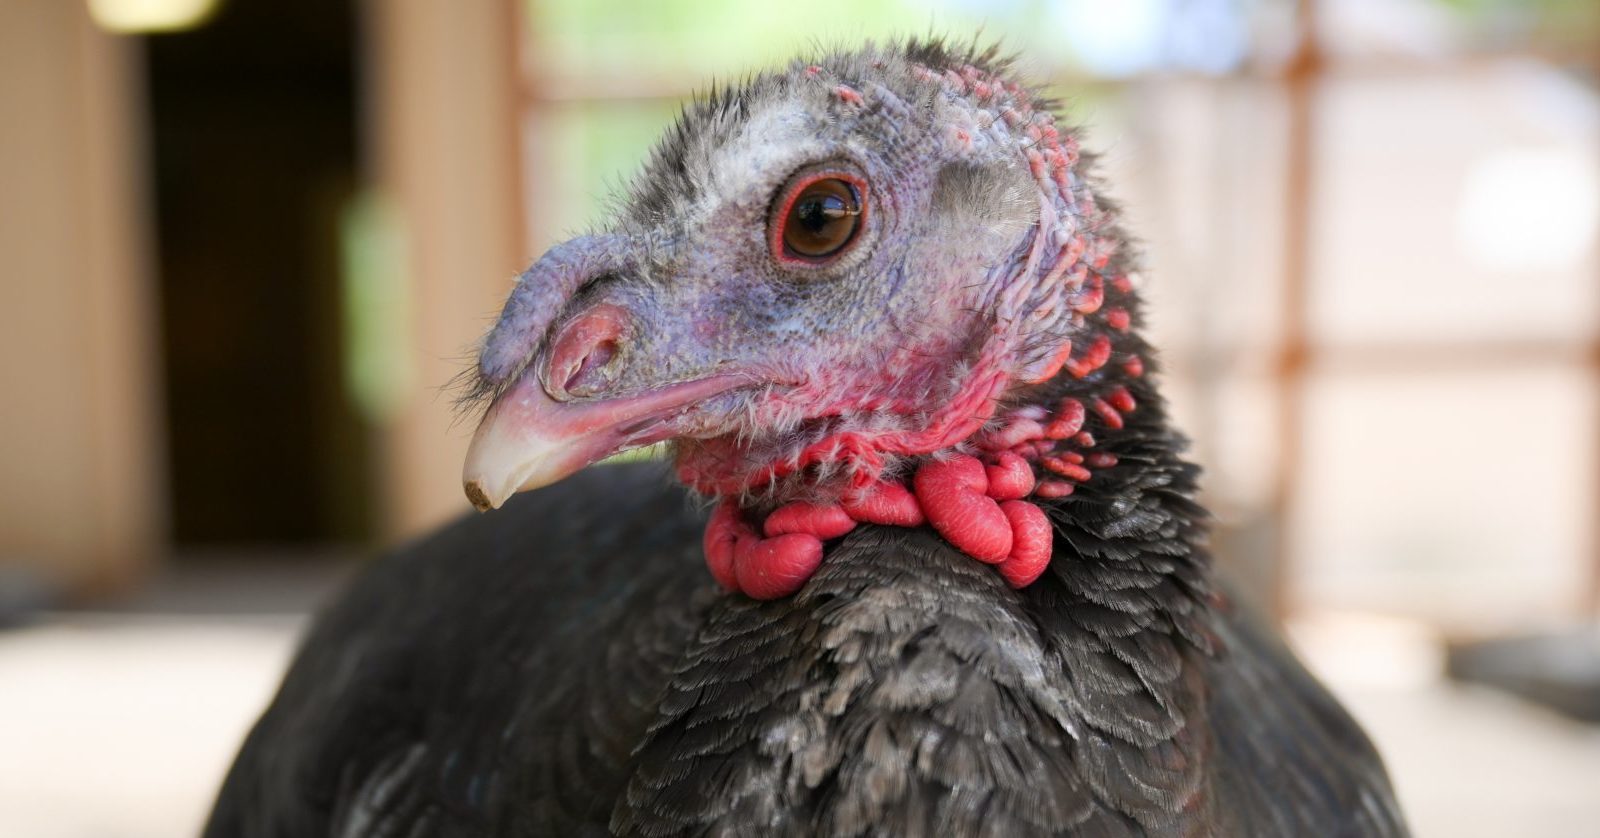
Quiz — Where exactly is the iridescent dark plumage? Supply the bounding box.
[207,39,1407,837]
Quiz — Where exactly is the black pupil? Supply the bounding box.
[796,195,845,233]
[782,179,859,259]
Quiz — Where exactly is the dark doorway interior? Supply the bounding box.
[147,0,372,548]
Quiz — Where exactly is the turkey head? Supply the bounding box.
[462,43,1147,599]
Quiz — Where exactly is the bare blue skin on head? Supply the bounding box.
[462,45,1102,510]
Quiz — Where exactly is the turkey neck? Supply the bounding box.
[616,378,1223,834]
[1000,313,1217,605]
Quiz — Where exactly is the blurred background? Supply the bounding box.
[2,0,1598,835]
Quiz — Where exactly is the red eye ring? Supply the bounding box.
[769,170,870,267]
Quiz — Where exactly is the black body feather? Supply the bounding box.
[206,397,1406,836]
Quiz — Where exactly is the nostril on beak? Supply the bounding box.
[562,339,617,394]
[546,303,629,399]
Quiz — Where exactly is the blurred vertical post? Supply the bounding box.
[1591,41,1600,620]
[1272,0,1321,620]
[0,2,163,597]
[363,0,526,541]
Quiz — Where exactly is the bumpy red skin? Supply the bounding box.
[703,368,1145,600]
[984,451,1036,501]
[915,457,1012,563]
[996,500,1052,588]
[716,449,1064,600]
[840,481,924,527]
[763,503,857,540]
[705,501,828,600]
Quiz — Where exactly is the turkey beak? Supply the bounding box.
[461,370,747,511]
[461,375,601,512]
[467,293,769,513]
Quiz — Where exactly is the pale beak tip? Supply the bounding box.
[464,479,501,512]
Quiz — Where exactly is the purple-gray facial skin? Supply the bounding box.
[462,49,1098,512]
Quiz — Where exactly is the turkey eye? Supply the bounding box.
[773,174,865,263]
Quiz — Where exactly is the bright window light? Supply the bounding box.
[87,0,221,34]
[1457,148,1600,273]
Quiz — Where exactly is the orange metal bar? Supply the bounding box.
[1269,0,1322,621]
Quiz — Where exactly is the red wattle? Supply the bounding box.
[1086,452,1118,468]
[913,455,1012,564]
[1091,396,1125,430]
[1065,335,1112,379]
[997,500,1052,588]
[977,417,1046,451]
[1036,480,1075,498]
[1043,456,1092,483]
[704,500,751,592]
[735,532,824,600]
[764,502,857,540]
[1021,340,1074,384]
[984,451,1035,501]
[840,481,925,527]
[1044,398,1086,440]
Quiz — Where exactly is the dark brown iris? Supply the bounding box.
[781,177,861,259]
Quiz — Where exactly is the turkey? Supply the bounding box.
[206,40,1408,837]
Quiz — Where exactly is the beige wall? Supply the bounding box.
[0,2,163,594]
[0,0,527,592]
[365,0,525,542]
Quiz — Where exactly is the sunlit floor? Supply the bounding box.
[2,566,1598,838]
